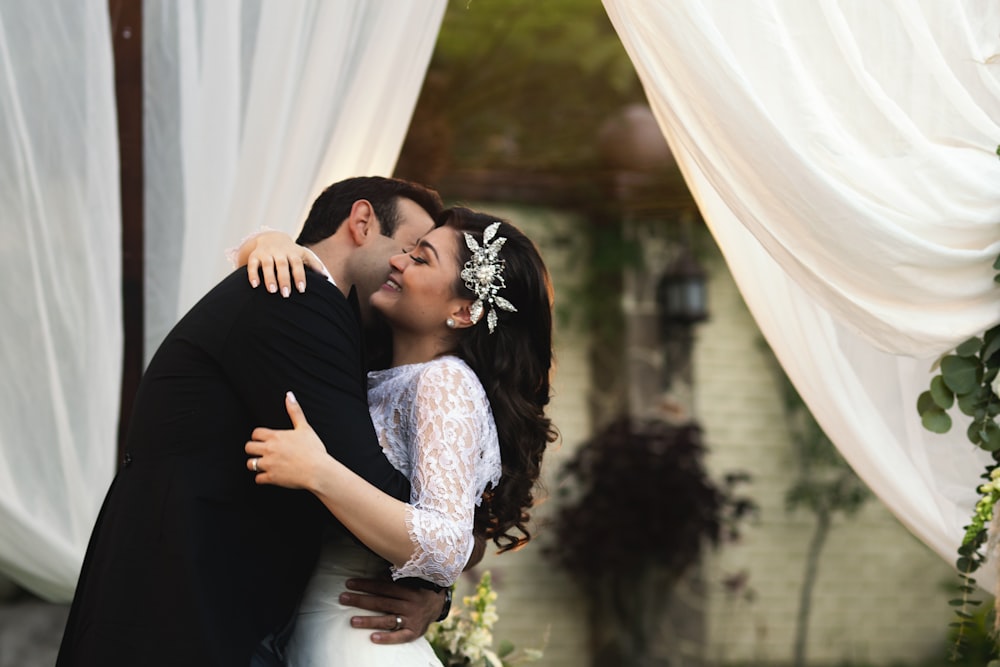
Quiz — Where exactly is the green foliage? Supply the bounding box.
[915,161,1000,656]
[945,599,999,666]
[411,0,645,173]
[556,212,632,345]
[916,326,1000,650]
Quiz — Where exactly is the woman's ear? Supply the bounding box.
[346,200,376,246]
[449,301,476,329]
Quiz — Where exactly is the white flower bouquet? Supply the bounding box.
[427,571,544,667]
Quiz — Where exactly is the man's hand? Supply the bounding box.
[340,578,447,645]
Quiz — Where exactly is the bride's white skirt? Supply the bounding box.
[285,538,443,667]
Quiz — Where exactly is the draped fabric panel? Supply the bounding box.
[0,0,444,601]
[0,0,121,600]
[144,0,447,357]
[603,0,1000,586]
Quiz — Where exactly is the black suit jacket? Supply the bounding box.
[56,270,409,666]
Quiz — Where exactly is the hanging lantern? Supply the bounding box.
[656,250,709,327]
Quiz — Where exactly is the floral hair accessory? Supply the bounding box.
[460,221,517,333]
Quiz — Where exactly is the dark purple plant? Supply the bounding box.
[544,417,756,585]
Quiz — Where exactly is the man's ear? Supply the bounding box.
[346,200,378,246]
[450,301,476,329]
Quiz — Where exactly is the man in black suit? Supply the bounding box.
[57,177,448,666]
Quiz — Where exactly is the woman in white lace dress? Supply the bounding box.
[240,208,556,666]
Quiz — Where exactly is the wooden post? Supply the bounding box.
[109,0,143,462]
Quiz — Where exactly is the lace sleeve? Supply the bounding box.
[391,359,499,586]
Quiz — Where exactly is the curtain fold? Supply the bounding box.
[603,0,1000,587]
[0,0,444,601]
[0,0,121,600]
[144,0,447,357]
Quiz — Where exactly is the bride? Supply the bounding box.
[238,207,557,665]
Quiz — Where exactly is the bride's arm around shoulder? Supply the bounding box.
[228,228,331,296]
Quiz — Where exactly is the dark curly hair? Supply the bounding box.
[438,207,559,552]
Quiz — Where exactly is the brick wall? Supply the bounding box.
[695,245,958,665]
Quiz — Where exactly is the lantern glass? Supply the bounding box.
[656,252,708,326]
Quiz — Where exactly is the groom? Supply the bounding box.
[57,177,452,666]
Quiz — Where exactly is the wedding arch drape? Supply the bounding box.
[603,0,1000,587]
[0,0,444,601]
[0,0,121,601]
[6,0,996,605]
[144,0,447,359]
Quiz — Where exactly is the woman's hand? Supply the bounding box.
[249,393,414,569]
[246,392,331,490]
[238,230,330,297]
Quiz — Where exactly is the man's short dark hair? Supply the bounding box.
[295,176,443,245]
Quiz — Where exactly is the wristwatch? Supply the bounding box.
[436,587,453,622]
[397,576,453,622]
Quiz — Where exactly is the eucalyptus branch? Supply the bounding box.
[916,247,1000,660]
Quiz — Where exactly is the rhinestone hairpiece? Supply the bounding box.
[460,222,517,333]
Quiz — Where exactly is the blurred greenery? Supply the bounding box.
[764,345,872,667]
[945,598,999,666]
[396,0,645,181]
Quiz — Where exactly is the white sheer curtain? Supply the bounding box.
[0,0,444,601]
[144,0,447,356]
[603,0,1000,586]
[0,0,121,600]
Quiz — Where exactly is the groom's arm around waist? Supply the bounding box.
[222,273,409,501]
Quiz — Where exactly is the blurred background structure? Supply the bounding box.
[3,1,999,666]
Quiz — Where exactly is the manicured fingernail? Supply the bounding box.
[297,281,305,293]
[281,286,290,298]
[251,278,259,288]
[267,283,276,293]
[287,391,297,404]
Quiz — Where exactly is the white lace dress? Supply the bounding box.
[285,355,502,666]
